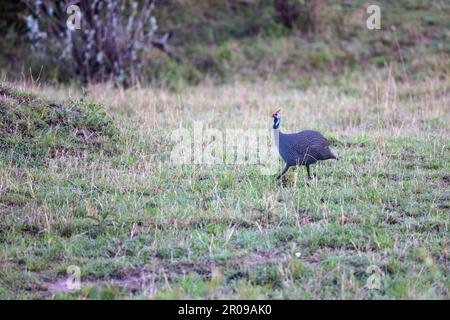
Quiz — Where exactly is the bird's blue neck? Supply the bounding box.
[273,118,281,129]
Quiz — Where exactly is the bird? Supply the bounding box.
[272,109,338,180]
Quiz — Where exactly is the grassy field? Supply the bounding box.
[0,65,449,299]
[2,1,449,87]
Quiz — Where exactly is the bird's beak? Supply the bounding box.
[272,109,281,118]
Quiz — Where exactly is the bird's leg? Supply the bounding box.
[306,165,312,179]
[276,165,290,180]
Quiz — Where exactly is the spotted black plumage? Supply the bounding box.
[272,110,338,180]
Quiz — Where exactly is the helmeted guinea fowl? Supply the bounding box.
[272,109,338,180]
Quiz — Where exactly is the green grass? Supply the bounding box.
[2,0,449,87]
[143,0,450,87]
[0,0,448,300]
[0,84,119,166]
[0,67,448,299]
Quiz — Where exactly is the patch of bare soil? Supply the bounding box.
[38,251,290,297]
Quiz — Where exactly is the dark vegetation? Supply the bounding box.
[1,0,449,87]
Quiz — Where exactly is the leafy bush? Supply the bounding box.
[23,0,176,87]
[272,0,320,33]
